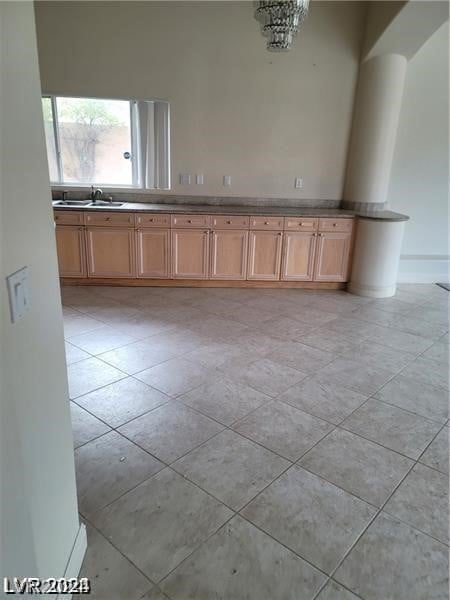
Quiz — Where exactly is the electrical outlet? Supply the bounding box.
[223,175,232,187]
[179,174,191,185]
[196,174,204,185]
[295,177,303,189]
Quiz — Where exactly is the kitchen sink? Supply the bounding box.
[88,201,124,207]
[54,200,91,206]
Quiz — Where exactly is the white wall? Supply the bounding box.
[387,22,449,282]
[0,2,84,581]
[34,1,367,199]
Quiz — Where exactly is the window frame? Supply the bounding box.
[42,94,150,189]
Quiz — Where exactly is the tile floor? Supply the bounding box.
[62,283,449,600]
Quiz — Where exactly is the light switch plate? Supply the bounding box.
[6,266,30,323]
[295,177,303,189]
[196,174,204,185]
[179,174,191,185]
[223,175,232,187]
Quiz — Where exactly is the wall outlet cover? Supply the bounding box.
[179,174,191,185]
[223,175,232,187]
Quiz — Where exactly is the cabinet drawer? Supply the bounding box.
[212,215,249,229]
[136,213,170,228]
[171,214,211,228]
[85,211,135,227]
[284,217,318,231]
[318,218,353,232]
[54,210,84,226]
[250,216,284,230]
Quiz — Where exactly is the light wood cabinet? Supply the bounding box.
[281,232,317,281]
[314,231,352,282]
[210,230,248,280]
[55,226,86,278]
[136,229,170,278]
[172,229,209,279]
[247,230,283,280]
[86,227,135,278]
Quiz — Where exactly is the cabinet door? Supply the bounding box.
[247,231,283,280]
[210,230,248,280]
[314,232,352,282]
[281,232,317,281]
[136,228,170,278]
[86,227,135,278]
[171,229,209,279]
[55,225,86,277]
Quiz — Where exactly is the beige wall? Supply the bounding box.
[1,2,82,579]
[388,22,449,282]
[35,1,367,199]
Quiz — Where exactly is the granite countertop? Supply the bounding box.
[52,201,409,221]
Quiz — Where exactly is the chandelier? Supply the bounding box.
[255,1,310,52]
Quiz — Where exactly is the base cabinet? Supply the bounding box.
[314,232,352,282]
[86,227,135,278]
[172,229,209,279]
[281,232,317,281]
[136,229,170,278]
[210,230,248,280]
[55,226,86,278]
[247,231,283,280]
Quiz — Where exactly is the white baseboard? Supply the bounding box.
[397,255,449,283]
[57,522,87,600]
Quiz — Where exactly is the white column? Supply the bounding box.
[344,53,407,208]
[349,218,406,298]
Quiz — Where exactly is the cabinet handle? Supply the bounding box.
[264,221,270,225]
[187,219,192,223]
[105,217,111,221]
[226,220,232,224]
[278,232,282,236]
[55,215,59,220]
[333,223,337,227]
[78,227,83,232]
[204,230,210,234]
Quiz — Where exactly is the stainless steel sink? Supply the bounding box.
[88,201,124,207]
[54,200,91,206]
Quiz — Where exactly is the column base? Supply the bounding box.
[348,282,397,298]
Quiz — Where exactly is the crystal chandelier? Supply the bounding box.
[255,0,310,52]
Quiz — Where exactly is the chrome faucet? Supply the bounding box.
[90,185,103,203]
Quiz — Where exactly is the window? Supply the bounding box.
[42,95,170,189]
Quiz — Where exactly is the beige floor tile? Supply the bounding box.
[161,516,326,600]
[341,340,416,372]
[65,341,90,365]
[369,326,435,354]
[173,430,289,510]
[118,402,223,463]
[242,465,376,574]
[299,428,413,506]
[76,377,169,427]
[316,581,361,600]
[79,525,152,600]
[92,468,232,582]
[233,401,333,461]
[419,428,449,474]
[315,358,394,395]
[64,314,105,338]
[76,431,163,516]
[134,357,210,397]
[384,463,448,543]
[278,377,367,424]
[70,402,111,448]
[374,375,448,423]
[263,339,335,374]
[400,356,449,391]
[67,357,125,399]
[178,377,270,425]
[221,358,307,398]
[98,339,179,375]
[68,326,137,355]
[341,400,442,460]
[335,513,448,600]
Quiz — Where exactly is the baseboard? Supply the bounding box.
[397,255,449,283]
[57,522,87,600]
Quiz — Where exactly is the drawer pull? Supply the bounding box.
[278,232,282,236]
[55,215,59,220]
[333,223,337,227]
[187,219,192,223]
[264,221,270,225]
[226,220,232,224]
